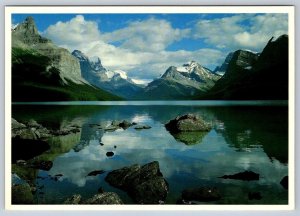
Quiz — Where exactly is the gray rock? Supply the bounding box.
[11,118,26,129]
[165,114,212,132]
[26,119,43,129]
[12,118,51,139]
[105,161,168,204]
[84,192,123,204]
[64,194,82,204]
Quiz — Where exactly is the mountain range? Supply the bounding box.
[11,16,289,101]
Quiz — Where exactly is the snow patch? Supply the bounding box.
[176,67,188,73]
[132,78,152,85]
[114,70,128,79]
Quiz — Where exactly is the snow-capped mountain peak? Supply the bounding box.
[114,70,128,79]
[176,61,200,73]
[105,70,128,80]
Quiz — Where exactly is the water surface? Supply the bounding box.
[12,101,288,204]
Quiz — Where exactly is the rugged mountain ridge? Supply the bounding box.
[136,61,220,99]
[12,17,87,85]
[203,35,288,100]
[12,16,121,101]
[72,50,143,99]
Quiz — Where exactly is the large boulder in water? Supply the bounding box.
[165,114,212,132]
[105,161,168,204]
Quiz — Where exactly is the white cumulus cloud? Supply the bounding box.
[193,13,288,51]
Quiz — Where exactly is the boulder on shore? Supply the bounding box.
[105,161,168,204]
[165,114,212,132]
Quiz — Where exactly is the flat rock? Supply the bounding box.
[134,125,152,130]
[87,170,105,176]
[220,171,259,181]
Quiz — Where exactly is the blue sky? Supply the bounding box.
[12,13,288,83]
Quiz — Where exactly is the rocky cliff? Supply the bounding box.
[72,50,143,99]
[12,16,86,85]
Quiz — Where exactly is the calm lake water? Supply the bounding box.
[12,101,289,204]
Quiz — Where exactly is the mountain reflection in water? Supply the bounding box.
[12,101,288,204]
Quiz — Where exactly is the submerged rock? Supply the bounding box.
[87,170,105,177]
[105,161,168,204]
[181,187,221,202]
[171,131,208,145]
[280,176,288,189]
[219,171,259,181]
[84,192,123,204]
[12,184,34,204]
[134,125,152,130]
[165,114,212,132]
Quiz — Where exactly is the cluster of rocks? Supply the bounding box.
[12,118,81,140]
[89,119,151,132]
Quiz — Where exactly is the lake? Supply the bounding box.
[11,101,289,204]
